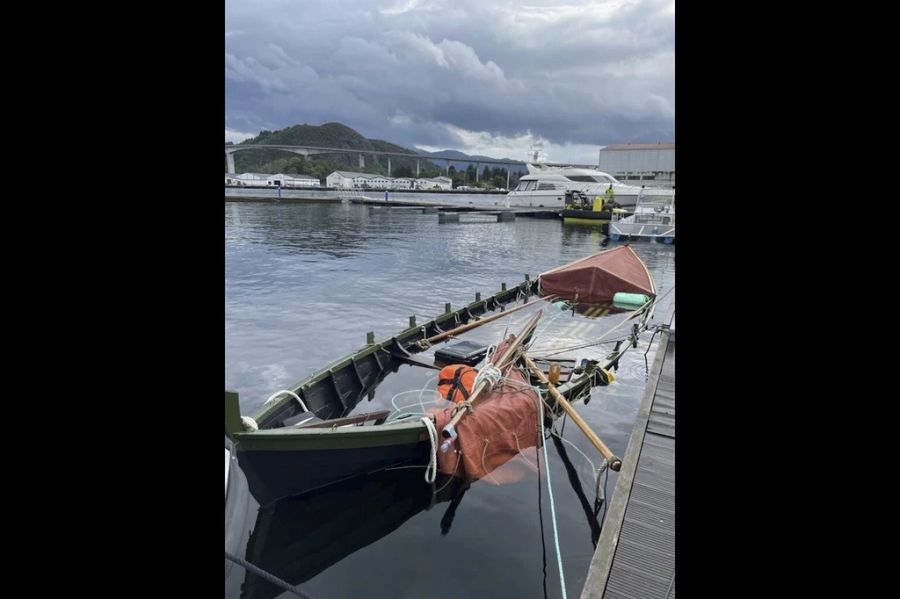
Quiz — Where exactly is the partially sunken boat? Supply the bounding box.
[226,246,658,507]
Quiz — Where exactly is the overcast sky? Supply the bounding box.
[225,0,673,164]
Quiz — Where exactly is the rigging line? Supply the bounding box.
[536,396,549,599]
[225,551,316,599]
[538,387,568,599]
[534,302,653,359]
[528,335,633,356]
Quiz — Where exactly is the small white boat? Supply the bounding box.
[609,191,675,244]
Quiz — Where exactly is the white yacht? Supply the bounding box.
[505,163,674,209]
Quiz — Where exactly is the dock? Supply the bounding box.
[581,306,675,599]
[224,194,560,220]
[350,196,559,221]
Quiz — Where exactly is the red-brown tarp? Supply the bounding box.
[433,340,542,481]
[538,245,655,303]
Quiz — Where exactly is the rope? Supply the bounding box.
[264,389,309,413]
[473,363,502,390]
[532,302,652,359]
[538,386,568,599]
[421,416,438,483]
[528,334,632,356]
[595,462,610,519]
[594,458,610,506]
[225,550,315,599]
[643,325,665,358]
[536,424,549,599]
[664,572,676,599]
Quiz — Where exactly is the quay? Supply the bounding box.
[581,306,676,599]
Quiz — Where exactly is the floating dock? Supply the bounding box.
[581,306,675,599]
[224,194,560,219]
[349,196,559,218]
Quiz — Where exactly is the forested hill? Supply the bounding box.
[227,122,437,178]
[226,122,522,188]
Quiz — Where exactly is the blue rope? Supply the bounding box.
[538,391,568,599]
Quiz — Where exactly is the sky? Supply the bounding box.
[225,0,674,165]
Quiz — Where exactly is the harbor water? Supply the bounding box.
[225,198,675,599]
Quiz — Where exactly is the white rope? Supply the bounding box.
[264,389,309,413]
[420,416,438,483]
[473,363,502,390]
[389,377,441,420]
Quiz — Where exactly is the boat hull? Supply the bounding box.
[225,437,255,587]
[235,422,431,506]
[506,191,640,209]
[609,221,675,243]
[562,209,612,227]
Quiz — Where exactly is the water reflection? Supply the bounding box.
[226,203,376,259]
[232,432,608,599]
[238,469,467,599]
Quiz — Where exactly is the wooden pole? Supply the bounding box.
[521,352,622,471]
[423,295,554,346]
[440,310,544,438]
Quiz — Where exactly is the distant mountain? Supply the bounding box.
[414,148,527,173]
[226,122,526,187]
[230,122,426,174]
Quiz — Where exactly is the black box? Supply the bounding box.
[434,340,488,366]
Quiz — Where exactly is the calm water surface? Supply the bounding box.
[225,201,675,599]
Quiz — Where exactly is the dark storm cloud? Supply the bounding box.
[225,0,674,160]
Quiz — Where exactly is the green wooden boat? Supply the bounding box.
[226,249,657,507]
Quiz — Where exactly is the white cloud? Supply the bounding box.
[225,128,255,143]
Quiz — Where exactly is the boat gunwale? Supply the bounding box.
[251,278,540,426]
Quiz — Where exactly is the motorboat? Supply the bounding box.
[505,163,674,210]
[609,191,676,244]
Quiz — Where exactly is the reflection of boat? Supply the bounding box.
[609,192,676,244]
[506,164,674,210]
[226,436,255,587]
[226,247,657,507]
[238,468,466,599]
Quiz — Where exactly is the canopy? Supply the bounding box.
[539,245,655,303]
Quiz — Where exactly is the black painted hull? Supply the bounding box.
[237,439,430,507]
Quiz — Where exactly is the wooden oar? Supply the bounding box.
[422,295,555,347]
[440,309,544,439]
[521,352,622,471]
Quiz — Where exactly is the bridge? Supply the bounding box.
[224,143,530,185]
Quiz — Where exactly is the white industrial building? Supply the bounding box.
[597,143,675,187]
[266,173,321,188]
[225,172,321,187]
[415,176,453,191]
[327,172,453,190]
[326,171,375,189]
[233,172,269,186]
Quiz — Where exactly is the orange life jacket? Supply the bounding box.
[437,364,478,403]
